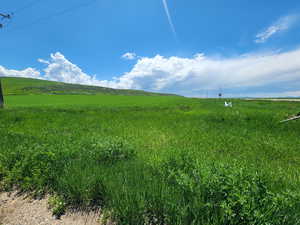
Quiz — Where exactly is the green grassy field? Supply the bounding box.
[4,94,186,108]
[1,79,300,224]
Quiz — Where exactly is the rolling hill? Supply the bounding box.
[0,77,177,96]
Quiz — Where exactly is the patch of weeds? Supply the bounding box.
[157,157,300,225]
[100,208,114,225]
[48,195,66,218]
[56,161,106,207]
[4,144,60,194]
[88,137,136,164]
[178,105,192,112]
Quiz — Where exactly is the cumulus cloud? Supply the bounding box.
[109,49,300,96]
[2,50,300,97]
[0,65,41,79]
[255,14,299,43]
[39,52,120,88]
[121,52,137,60]
[40,52,96,85]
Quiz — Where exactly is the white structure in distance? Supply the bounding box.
[224,101,233,107]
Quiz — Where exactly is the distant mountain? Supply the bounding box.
[0,77,179,96]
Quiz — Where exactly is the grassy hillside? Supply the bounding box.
[0,77,177,96]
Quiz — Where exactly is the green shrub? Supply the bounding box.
[3,144,62,194]
[48,195,66,218]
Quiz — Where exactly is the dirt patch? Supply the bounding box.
[0,192,105,225]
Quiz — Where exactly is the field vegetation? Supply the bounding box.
[0,78,300,224]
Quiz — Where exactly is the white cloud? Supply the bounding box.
[260,90,300,98]
[255,14,299,43]
[40,52,97,85]
[0,65,41,79]
[39,52,117,88]
[281,90,300,97]
[110,49,300,94]
[121,52,137,60]
[38,58,50,64]
[2,49,300,97]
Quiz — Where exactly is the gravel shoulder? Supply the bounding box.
[0,192,103,225]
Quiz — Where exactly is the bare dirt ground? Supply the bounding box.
[0,192,105,225]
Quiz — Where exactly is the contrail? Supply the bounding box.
[162,0,177,40]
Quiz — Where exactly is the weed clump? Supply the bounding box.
[87,136,136,164]
[56,161,106,207]
[1,144,61,195]
[48,195,66,218]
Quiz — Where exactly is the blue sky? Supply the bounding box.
[1,0,300,97]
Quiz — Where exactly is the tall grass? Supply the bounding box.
[1,98,300,224]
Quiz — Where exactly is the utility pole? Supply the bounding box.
[0,12,11,107]
[0,78,4,108]
[0,13,11,19]
[0,12,11,28]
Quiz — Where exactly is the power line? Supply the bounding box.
[6,0,99,32]
[0,0,42,29]
[0,13,11,19]
[13,0,43,14]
